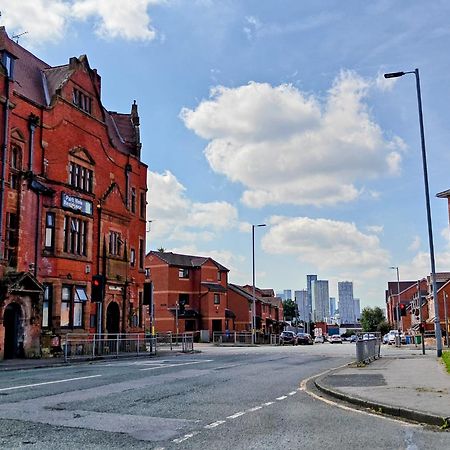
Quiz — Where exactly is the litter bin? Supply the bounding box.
[415,335,422,344]
[405,335,411,344]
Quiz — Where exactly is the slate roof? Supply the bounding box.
[0,27,140,157]
[149,251,229,272]
[201,282,227,293]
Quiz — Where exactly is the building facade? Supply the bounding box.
[312,279,329,322]
[0,29,147,359]
[295,289,309,322]
[306,274,317,322]
[338,281,355,325]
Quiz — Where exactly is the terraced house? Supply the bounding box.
[0,28,147,359]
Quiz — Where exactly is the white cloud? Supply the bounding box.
[408,235,421,252]
[1,0,161,44]
[2,0,70,44]
[71,0,160,41]
[181,71,405,208]
[366,225,384,234]
[261,216,390,277]
[146,170,244,245]
[375,71,398,92]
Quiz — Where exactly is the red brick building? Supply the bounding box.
[0,28,147,359]
[145,251,230,335]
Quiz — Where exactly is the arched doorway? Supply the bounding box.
[106,302,120,334]
[4,303,24,359]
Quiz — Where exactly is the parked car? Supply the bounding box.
[350,334,358,343]
[296,332,313,345]
[314,336,325,343]
[362,333,376,340]
[330,335,343,344]
[387,330,399,345]
[280,331,297,345]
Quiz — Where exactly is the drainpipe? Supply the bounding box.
[0,67,11,259]
[34,192,40,277]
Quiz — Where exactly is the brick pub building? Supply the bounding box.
[0,28,147,359]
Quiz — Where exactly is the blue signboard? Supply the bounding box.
[61,192,93,215]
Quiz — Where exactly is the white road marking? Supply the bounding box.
[227,411,246,419]
[263,401,274,406]
[288,391,297,396]
[204,420,226,429]
[276,395,288,400]
[0,375,102,392]
[248,406,263,412]
[139,360,212,371]
[173,432,198,443]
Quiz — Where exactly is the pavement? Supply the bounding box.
[315,344,450,428]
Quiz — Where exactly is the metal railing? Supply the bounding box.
[63,332,194,362]
[212,331,279,346]
[355,332,381,364]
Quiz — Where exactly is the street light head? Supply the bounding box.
[257,224,267,228]
[389,266,398,270]
[384,71,405,79]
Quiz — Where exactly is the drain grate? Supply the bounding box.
[325,374,386,387]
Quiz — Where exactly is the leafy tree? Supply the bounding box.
[157,247,166,252]
[360,307,386,332]
[283,299,298,322]
[377,320,390,335]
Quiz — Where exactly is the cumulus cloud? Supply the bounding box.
[261,216,390,278]
[181,71,405,207]
[146,170,244,244]
[408,235,421,252]
[1,0,161,44]
[366,225,384,234]
[1,0,70,44]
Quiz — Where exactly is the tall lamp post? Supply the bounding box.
[384,68,443,357]
[389,266,401,330]
[252,224,266,344]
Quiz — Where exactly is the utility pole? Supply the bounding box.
[444,292,449,348]
[418,281,425,355]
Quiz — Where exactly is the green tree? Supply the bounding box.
[157,247,166,252]
[377,320,390,335]
[283,299,298,322]
[360,307,386,332]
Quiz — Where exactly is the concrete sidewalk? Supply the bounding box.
[315,346,450,427]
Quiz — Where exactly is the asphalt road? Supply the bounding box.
[0,343,447,449]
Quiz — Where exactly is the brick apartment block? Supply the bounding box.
[0,28,147,359]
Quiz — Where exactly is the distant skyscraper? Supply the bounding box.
[295,290,309,322]
[277,292,285,301]
[306,275,317,322]
[354,298,361,321]
[338,281,354,324]
[329,297,336,317]
[283,289,292,301]
[312,279,329,322]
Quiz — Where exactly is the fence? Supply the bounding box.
[63,332,194,362]
[355,332,381,364]
[212,331,279,346]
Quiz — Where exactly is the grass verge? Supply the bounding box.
[442,351,450,374]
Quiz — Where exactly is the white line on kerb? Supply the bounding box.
[227,411,246,419]
[0,374,102,392]
[204,420,226,429]
[276,395,288,400]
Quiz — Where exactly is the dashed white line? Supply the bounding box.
[264,401,274,406]
[204,420,226,429]
[288,391,297,396]
[227,411,246,419]
[276,395,288,400]
[140,360,213,371]
[173,432,199,443]
[0,375,102,392]
[248,406,263,412]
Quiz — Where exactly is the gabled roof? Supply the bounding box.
[229,283,281,308]
[148,251,229,272]
[0,27,141,158]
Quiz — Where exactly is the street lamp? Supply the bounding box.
[384,68,443,357]
[252,223,266,344]
[389,266,401,331]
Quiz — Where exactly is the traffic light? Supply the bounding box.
[399,303,406,316]
[419,322,425,334]
[91,275,105,302]
[143,282,152,306]
[178,297,186,315]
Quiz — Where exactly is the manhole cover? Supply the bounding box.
[326,374,386,387]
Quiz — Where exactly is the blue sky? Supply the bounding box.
[4,0,450,308]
